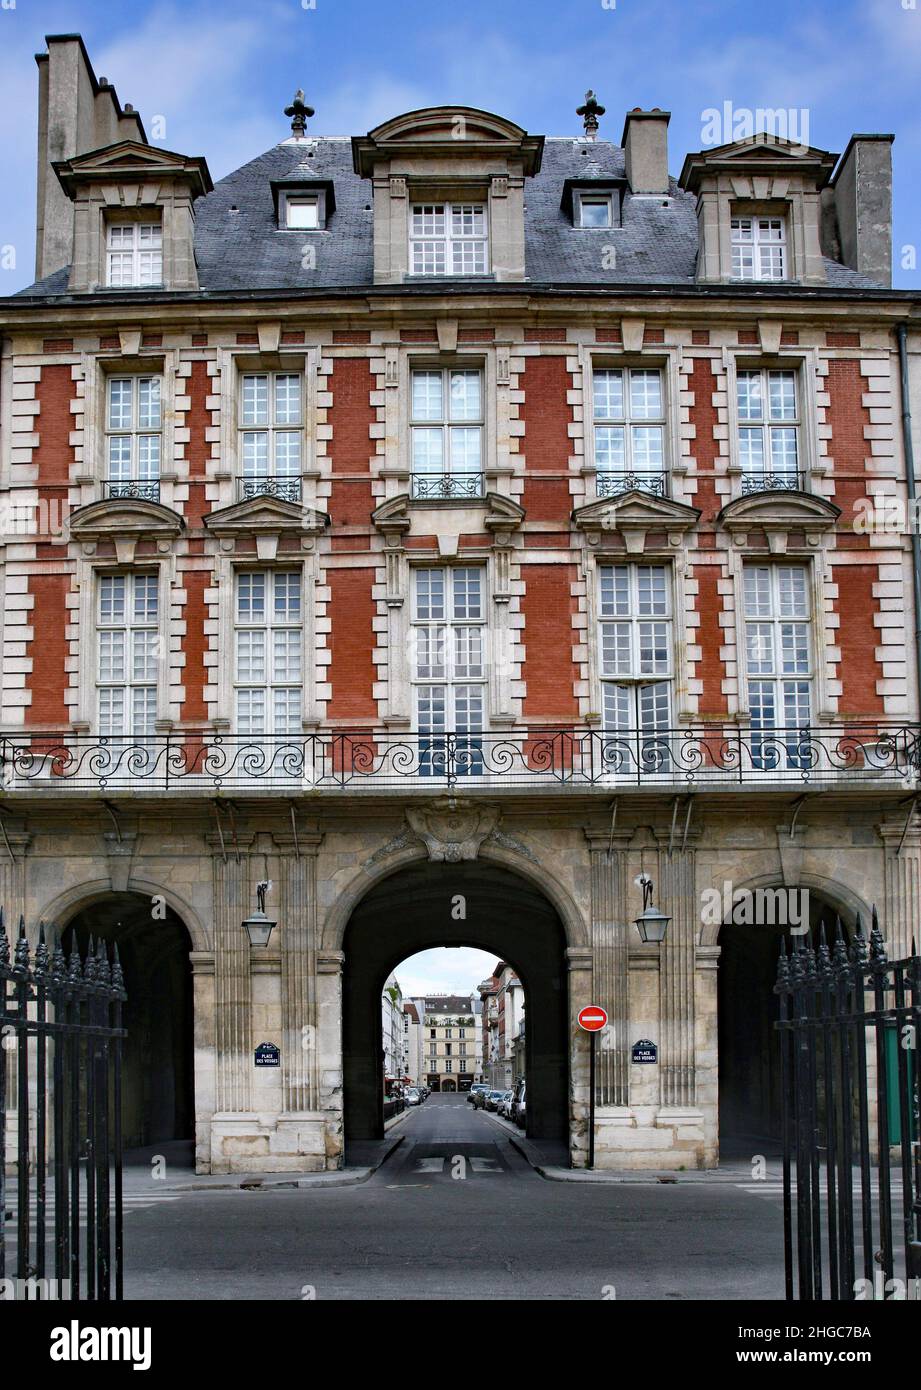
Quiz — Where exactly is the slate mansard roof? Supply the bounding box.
[18,133,882,299]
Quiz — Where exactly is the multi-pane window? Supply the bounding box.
[730,216,787,281]
[412,567,486,770]
[284,196,319,229]
[234,571,303,736]
[411,369,484,498]
[444,1061,453,1073]
[593,368,666,496]
[410,203,488,276]
[239,373,303,501]
[105,221,162,288]
[744,566,812,755]
[598,565,672,735]
[105,376,162,500]
[97,573,159,737]
[737,369,800,490]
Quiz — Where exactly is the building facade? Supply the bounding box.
[418,996,478,1092]
[3,34,921,1172]
[479,961,525,1089]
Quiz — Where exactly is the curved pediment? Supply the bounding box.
[719,490,840,533]
[68,496,185,541]
[353,107,543,176]
[204,496,329,536]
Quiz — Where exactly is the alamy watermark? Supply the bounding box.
[700,880,809,933]
[700,101,810,155]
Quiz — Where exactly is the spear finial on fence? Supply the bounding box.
[852,912,869,970]
[774,934,791,995]
[817,922,833,982]
[869,904,888,971]
[50,928,66,986]
[14,914,29,972]
[84,937,98,988]
[832,917,850,978]
[111,941,125,996]
[0,906,8,967]
[34,921,49,978]
[95,936,111,989]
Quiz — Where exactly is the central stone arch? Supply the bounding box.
[341,857,571,1146]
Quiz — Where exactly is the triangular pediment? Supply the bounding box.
[68,496,185,540]
[574,491,700,533]
[719,490,840,532]
[54,140,212,197]
[204,496,329,535]
[680,133,837,193]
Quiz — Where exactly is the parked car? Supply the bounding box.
[484,1089,506,1111]
[497,1090,515,1118]
[467,1084,490,1107]
[404,1087,422,1105]
[513,1083,526,1127]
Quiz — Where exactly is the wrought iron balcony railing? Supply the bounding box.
[596,470,667,499]
[411,472,485,501]
[238,476,302,503]
[105,479,161,503]
[2,725,919,794]
[741,470,804,495]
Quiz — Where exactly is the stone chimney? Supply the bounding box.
[830,134,894,286]
[621,108,671,196]
[34,34,147,282]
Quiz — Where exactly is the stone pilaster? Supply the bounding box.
[656,835,699,1109]
[585,831,630,1106]
[317,950,345,1168]
[566,944,595,1168]
[210,847,252,1114]
[0,833,30,929]
[879,823,921,961]
[276,829,323,1114]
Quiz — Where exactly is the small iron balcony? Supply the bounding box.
[596,470,667,499]
[741,470,804,495]
[410,472,486,501]
[238,475,302,503]
[105,479,161,503]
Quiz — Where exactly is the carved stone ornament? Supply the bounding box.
[405,799,500,862]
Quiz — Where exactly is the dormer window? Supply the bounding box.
[285,197,320,229]
[575,192,614,228]
[730,215,787,281]
[105,219,162,288]
[410,203,488,276]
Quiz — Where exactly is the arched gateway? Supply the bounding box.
[342,860,569,1145]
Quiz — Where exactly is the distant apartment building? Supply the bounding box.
[479,963,525,1088]
[419,995,478,1091]
[402,1001,423,1084]
[382,975,403,1084]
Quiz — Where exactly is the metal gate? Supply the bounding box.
[775,911,921,1300]
[0,908,126,1300]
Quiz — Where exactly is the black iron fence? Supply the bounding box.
[2,723,920,793]
[1,910,126,1300]
[775,914,921,1300]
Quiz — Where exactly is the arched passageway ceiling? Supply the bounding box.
[347,860,564,974]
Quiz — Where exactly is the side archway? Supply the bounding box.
[59,890,195,1154]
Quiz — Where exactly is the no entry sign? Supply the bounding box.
[578,1005,608,1032]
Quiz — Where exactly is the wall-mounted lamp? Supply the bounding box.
[242,879,276,947]
[634,873,670,943]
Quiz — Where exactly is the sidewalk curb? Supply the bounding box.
[152,1134,406,1193]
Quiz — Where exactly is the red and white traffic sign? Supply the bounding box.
[578,1005,608,1032]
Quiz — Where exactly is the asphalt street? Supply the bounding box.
[119,1096,787,1300]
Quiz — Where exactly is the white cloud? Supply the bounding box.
[394,947,499,1000]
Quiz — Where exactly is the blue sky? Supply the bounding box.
[2,0,920,292]
[393,947,498,999]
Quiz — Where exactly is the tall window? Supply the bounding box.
[731,216,787,281]
[97,573,159,737]
[105,376,161,501]
[737,368,800,491]
[410,203,488,276]
[106,221,162,288]
[411,368,484,499]
[598,564,672,735]
[744,566,812,765]
[239,373,303,502]
[593,368,666,497]
[412,567,486,773]
[234,571,303,735]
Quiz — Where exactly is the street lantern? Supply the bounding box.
[634,874,670,943]
[242,879,276,947]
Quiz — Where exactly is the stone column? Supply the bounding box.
[276,829,323,1113]
[879,823,921,961]
[656,833,699,1110]
[0,833,30,928]
[586,831,630,1106]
